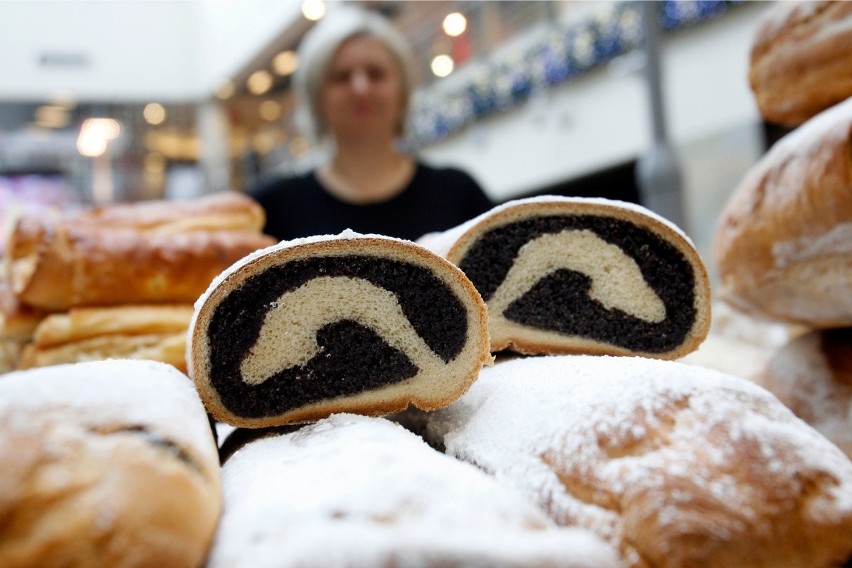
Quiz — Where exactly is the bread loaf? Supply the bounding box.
[17,304,194,371]
[73,191,266,233]
[0,360,221,567]
[419,196,711,359]
[421,355,852,568]
[714,97,852,327]
[6,225,275,311]
[749,0,852,127]
[208,413,621,568]
[756,327,852,459]
[189,231,492,427]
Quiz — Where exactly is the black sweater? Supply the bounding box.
[249,162,493,242]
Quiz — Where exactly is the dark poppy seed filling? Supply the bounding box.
[206,255,468,418]
[457,215,696,353]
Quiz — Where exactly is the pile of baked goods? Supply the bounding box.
[3,2,852,564]
[0,192,275,373]
[713,0,852,462]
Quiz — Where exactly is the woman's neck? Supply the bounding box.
[318,138,415,204]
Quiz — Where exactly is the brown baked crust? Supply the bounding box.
[426,197,711,359]
[0,360,221,567]
[7,224,275,311]
[750,1,852,127]
[756,328,852,458]
[189,234,492,428]
[72,191,267,233]
[423,355,852,568]
[714,97,852,327]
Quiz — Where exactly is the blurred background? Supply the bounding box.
[0,0,777,270]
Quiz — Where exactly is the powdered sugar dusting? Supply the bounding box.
[208,414,621,568]
[0,359,218,465]
[424,355,852,564]
[417,196,695,258]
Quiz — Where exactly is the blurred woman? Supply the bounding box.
[249,5,493,242]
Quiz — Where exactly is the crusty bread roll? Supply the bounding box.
[72,191,266,233]
[6,224,275,311]
[189,231,492,428]
[755,327,852,459]
[418,196,711,359]
[749,0,852,127]
[421,355,852,568]
[208,413,621,568]
[714,97,852,328]
[0,360,221,568]
[17,304,194,371]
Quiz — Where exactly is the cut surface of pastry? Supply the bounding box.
[419,196,711,358]
[189,231,492,427]
[0,359,221,568]
[421,355,852,568]
[207,413,621,568]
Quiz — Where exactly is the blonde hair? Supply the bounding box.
[292,5,417,144]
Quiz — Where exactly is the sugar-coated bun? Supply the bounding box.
[208,413,621,568]
[756,327,852,459]
[714,97,852,328]
[422,355,852,568]
[419,196,711,359]
[749,0,852,127]
[0,360,221,568]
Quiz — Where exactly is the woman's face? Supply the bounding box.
[320,35,406,142]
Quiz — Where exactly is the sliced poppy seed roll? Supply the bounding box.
[418,196,711,359]
[188,231,492,428]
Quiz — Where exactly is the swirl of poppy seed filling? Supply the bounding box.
[458,215,696,353]
[206,256,468,418]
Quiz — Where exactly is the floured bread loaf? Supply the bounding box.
[756,328,852,459]
[0,360,221,568]
[714,97,852,327]
[17,304,194,372]
[189,231,492,427]
[418,196,711,358]
[749,0,852,127]
[208,413,621,568]
[422,355,852,568]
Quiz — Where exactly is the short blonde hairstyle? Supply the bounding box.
[292,4,417,144]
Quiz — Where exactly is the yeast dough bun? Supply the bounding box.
[419,196,711,359]
[714,97,852,327]
[0,360,221,568]
[749,1,852,127]
[208,413,620,568]
[189,231,492,427]
[756,327,852,459]
[422,355,852,568]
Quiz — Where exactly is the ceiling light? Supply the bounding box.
[430,54,454,78]
[259,100,283,121]
[443,12,467,37]
[77,118,121,157]
[247,70,274,95]
[301,0,326,21]
[215,80,235,100]
[143,103,166,125]
[273,50,299,76]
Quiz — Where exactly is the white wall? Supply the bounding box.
[0,0,304,102]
